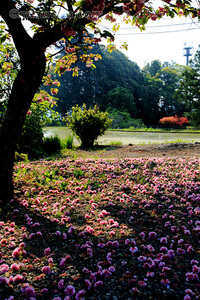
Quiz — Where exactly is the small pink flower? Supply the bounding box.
[138,256,147,262]
[29,233,35,239]
[107,252,112,261]
[42,266,51,275]
[0,276,9,284]
[177,248,186,255]
[167,249,175,258]
[10,263,20,271]
[75,289,86,300]
[98,242,105,248]
[85,279,92,290]
[13,274,24,283]
[138,280,147,287]
[109,230,115,236]
[146,272,154,277]
[185,289,194,296]
[161,279,170,286]
[0,264,9,274]
[48,258,53,264]
[64,285,76,296]
[149,231,157,239]
[125,239,130,245]
[41,288,48,293]
[58,279,65,289]
[192,265,200,273]
[112,241,119,248]
[186,272,194,281]
[25,286,35,299]
[160,237,167,244]
[146,245,155,252]
[139,232,145,239]
[60,258,66,268]
[44,247,51,255]
[130,246,138,253]
[12,247,21,258]
[108,266,115,273]
[94,280,103,287]
[36,231,42,236]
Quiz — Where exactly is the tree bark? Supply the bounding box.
[0,49,46,205]
[0,0,47,205]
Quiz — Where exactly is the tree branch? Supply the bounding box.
[0,0,34,61]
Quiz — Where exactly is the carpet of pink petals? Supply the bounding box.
[0,156,200,300]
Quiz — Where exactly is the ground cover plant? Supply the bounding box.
[0,155,200,299]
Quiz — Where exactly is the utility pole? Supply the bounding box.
[183,43,194,65]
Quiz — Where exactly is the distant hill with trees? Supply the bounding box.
[47,45,200,127]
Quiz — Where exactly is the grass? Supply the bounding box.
[61,134,74,150]
[108,141,123,146]
[116,126,200,133]
[164,138,195,144]
[0,153,199,299]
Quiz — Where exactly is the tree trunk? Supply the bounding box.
[0,50,46,205]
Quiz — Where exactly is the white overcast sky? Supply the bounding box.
[23,0,200,68]
[100,15,200,68]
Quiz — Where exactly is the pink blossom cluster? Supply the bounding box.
[123,0,145,16]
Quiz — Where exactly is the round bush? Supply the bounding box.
[67,104,112,148]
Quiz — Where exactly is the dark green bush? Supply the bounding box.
[42,136,61,155]
[17,112,44,159]
[67,104,112,148]
[108,108,145,129]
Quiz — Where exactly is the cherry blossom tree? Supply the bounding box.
[0,0,199,204]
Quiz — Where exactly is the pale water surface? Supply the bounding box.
[43,127,200,146]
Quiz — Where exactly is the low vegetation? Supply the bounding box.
[66,104,112,148]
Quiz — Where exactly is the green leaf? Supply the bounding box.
[0,35,7,44]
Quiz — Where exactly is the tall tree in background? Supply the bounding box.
[158,66,180,116]
[0,0,199,204]
[139,72,162,124]
[176,46,200,127]
[50,45,143,116]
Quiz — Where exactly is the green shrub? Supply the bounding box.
[42,136,61,155]
[108,108,145,129]
[17,112,44,159]
[67,104,112,148]
[14,152,28,162]
[62,134,74,149]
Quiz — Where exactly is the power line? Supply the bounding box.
[116,22,198,30]
[115,26,200,35]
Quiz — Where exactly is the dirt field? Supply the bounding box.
[69,142,200,159]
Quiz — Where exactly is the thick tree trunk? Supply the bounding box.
[0,50,46,205]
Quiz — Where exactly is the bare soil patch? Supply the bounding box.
[67,142,200,159]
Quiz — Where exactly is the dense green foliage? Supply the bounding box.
[67,104,112,147]
[49,48,191,127]
[17,111,44,159]
[108,108,144,129]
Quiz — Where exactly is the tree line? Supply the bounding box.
[47,44,200,128]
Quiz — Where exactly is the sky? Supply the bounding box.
[100,6,200,68]
[15,0,200,69]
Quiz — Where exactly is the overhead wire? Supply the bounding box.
[115,26,200,35]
